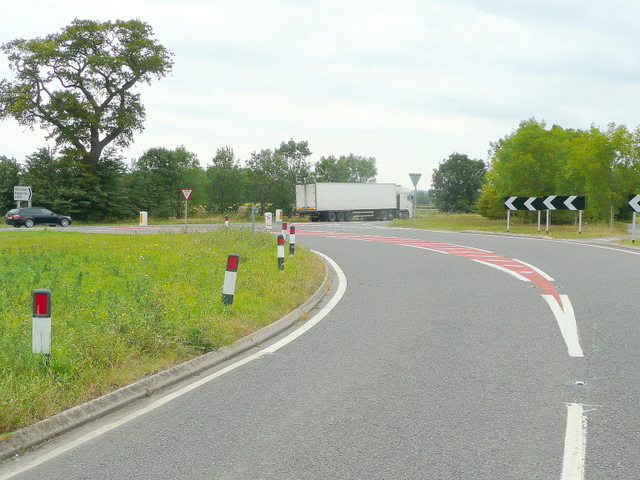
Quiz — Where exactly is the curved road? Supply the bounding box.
[1,223,639,479]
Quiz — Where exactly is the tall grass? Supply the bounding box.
[0,229,324,434]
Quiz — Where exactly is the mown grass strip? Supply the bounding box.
[0,229,324,434]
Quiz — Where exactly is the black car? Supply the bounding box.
[5,207,72,228]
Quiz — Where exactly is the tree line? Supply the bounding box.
[0,141,377,220]
[431,119,640,225]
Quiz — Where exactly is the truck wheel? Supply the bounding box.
[337,212,344,222]
[344,212,353,222]
[328,212,336,222]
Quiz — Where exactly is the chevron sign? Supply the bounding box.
[542,195,586,211]
[504,196,545,211]
[629,194,640,213]
[505,196,586,211]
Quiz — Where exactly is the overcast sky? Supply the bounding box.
[1,0,639,189]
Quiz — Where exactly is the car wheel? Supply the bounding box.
[25,219,34,228]
[60,218,70,227]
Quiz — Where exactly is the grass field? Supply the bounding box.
[0,229,324,434]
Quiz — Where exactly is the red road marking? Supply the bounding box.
[298,230,563,306]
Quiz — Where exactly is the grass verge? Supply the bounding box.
[0,229,324,434]
[391,212,630,239]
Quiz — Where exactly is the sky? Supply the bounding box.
[1,0,640,190]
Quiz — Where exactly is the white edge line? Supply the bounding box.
[471,259,531,282]
[561,403,587,480]
[513,258,555,281]
[0,252,347,480]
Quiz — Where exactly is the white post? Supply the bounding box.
[222,254,240,306]
[32,289,52,361]
[546,210,550,234]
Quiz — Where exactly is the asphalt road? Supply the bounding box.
[1,223,639,479]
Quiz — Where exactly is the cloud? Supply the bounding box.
[2,0,640,188]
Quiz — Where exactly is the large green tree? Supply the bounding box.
[431,152,486,213]
[0,19,173,169]
[563,124,640,225]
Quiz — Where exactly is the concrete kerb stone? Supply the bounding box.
[0,256,333,461]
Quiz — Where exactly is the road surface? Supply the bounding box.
[1,222,639,479]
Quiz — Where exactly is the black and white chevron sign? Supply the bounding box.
[504,196,545,211]
[629,194,640,213]
[505,195,586,211]
[542,195,586,211]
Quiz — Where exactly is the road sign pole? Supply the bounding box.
[578,210,583,234]
[537,211,541,233]
[184,200,188,228]
[633,212,637,243]
[546,210,550,235]
[409,173,421,223]
[506,210,510,233]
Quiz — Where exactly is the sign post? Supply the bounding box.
[180,188,194,228]
[409,173,422,222]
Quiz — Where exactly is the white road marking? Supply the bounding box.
[471,259,532,282]
[561,403,587,480]
[0,252,347,480]
[514,258,555,281]
[542,295,584,357]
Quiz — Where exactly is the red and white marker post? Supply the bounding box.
[281,222,288,240]
[222,254,240,306]
[289,225,296,256]
[224,216,229,228]
[32,289,52,361]
[277,234,285,270]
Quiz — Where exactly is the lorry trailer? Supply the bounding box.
[296,182,412,221]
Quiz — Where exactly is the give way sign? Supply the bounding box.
[181,188,194,201]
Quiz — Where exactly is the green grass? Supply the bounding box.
[391,211,630,239]
[0,229,324,434]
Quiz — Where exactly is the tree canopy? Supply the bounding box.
[0,19,173,169]
[478,119,640,224]
[430,153,486,213]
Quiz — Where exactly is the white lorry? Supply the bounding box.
[295,182,412,221]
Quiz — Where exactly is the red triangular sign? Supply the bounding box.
[181,188,194,201]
